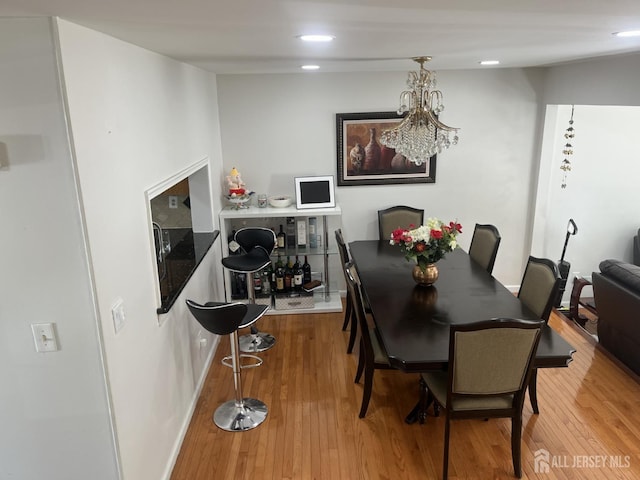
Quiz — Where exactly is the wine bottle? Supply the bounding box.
[261,265,271,295]
[275,255,285,293]
[302,255,312,284]
[308,217,317,248]
[284,256,293,291]
[277,224,286,250]
[253,271,262,295]
[271,259,276,289]
[293,255,303,290]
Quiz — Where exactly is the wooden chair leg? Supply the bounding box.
[443,416,451,480]
[354,339,365,383]
[359,364,374,418]
[341,295,352,331]
[512,412,523,478]
[528,369,539,414]
[346,309,357,354]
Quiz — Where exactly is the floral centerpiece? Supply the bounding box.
[390,218,463,285]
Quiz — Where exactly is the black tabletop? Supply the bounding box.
[349,240,575,372]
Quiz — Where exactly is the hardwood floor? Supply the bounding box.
[171,308,640,479]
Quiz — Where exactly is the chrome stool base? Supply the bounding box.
[239,331,276,353]
[213,398,268,432]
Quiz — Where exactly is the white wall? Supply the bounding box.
[217,68,546,285]
[0,18,118,480]
[532,104,640,303]
[56,19,225,480]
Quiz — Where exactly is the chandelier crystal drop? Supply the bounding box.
[380,56,459,166]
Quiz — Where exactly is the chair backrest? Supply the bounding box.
[448,319,542,398]
[186,299,247,336]
[468,223,501,274]
[235,227,276,256]
[335,229,350,267]
[518,256,561,321]
[377,205,424,240]
[344,261,374,356]
[633,230,640,266]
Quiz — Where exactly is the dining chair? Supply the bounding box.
[468,223,501,274]
[517,255,561,414]
[344,261,393,417]
[377,205,424,240]
[421,318,543,479]
[335,229,358,353]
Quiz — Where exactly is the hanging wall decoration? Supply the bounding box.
[560,106,575,188]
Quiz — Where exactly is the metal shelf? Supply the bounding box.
[219,204,343,315]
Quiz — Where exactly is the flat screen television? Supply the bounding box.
[294,175,336,209]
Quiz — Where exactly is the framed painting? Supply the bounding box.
[335,112,436,186]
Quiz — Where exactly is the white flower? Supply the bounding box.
[426,217,441,230]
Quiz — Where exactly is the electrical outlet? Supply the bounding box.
[31,323,58,352]
[169,196,178,209]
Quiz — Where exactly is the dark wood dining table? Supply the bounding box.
[348,240,576,373]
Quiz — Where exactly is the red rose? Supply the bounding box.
[391,228,406,243]
[431,229,443,239]
[415,242,426,252]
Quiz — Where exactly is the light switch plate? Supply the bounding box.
[31,323,58,352]
[112,299,126,333]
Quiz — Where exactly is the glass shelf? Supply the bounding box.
[219,205,342,315]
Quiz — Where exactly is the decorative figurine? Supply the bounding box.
[225,166,253,209]
[226,167,246,196]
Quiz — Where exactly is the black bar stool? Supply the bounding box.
[222,227,276,352]
[186,299,269,431]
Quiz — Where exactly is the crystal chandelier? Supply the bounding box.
[380,56,459,166]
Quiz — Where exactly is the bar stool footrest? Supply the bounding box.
[221,353,263,369]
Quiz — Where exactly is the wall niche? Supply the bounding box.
[146,159,218,316]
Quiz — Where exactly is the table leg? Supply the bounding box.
[405,377,435,424]
[405,400,423,424]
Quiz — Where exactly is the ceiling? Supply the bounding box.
[4,0,640,74]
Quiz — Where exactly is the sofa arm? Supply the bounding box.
[593,271,640,376]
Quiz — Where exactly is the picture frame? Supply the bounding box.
[294,175,336,209]
[335,111,436,186]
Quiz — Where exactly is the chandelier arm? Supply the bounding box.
[423,109,458,132]
[398,90,414,113]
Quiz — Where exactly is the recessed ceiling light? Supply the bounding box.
[479,60,500,66]
[301,65,320,70]
[614,30,640,37]
[298,34,335,42]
